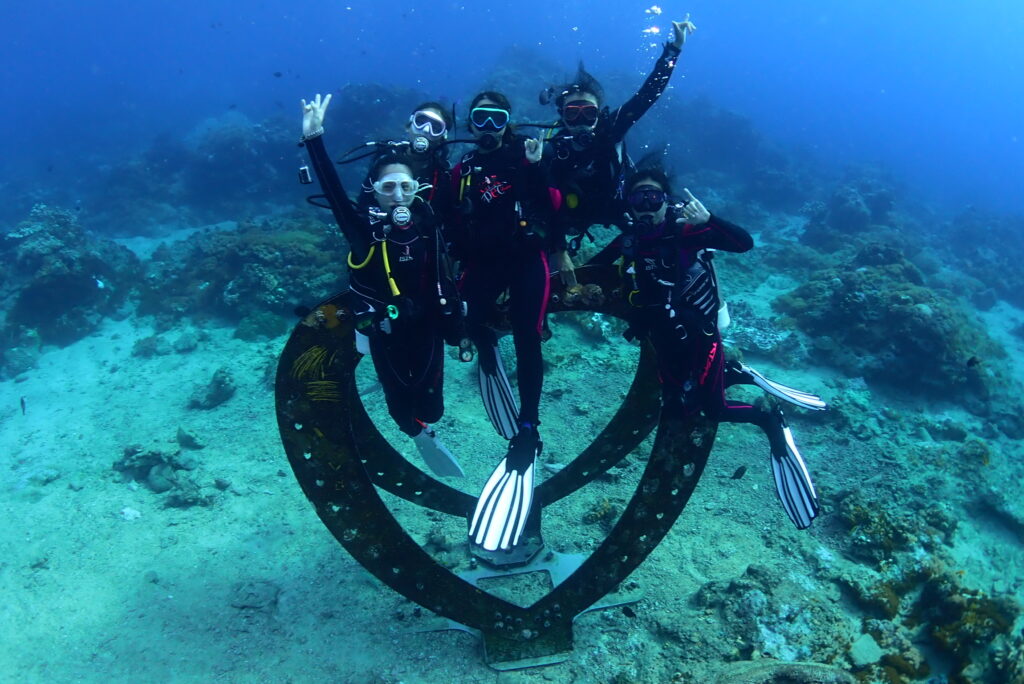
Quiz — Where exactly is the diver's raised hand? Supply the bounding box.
[671,15,697,49]
[676,188,710,225]
[524,137,544,164]
[300,93,332,139]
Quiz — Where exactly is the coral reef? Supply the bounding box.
[799,171,898,251]
[79,112,298,234]
[0,204,140,349]
[140,213,346,326]
[690,565,848,665]
[773,243,1010,415]
[913,571,1021,682]
[722,299,806,366]
[822,486,1024,683]
[944,209,1024,309]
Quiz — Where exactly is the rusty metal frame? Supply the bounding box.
[275,265,716,665]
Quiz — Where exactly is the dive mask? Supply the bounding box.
[373,173,420,203]
[627,185,667,213]
[470,106,510,131]
[562,100,599,125]
[409,109,447,138]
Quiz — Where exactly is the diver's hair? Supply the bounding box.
[555,62,605,110]
[470,90,512,112]
[627,150,674,196]
[411,100,454,129]
[368,151,414,182]
[467,91,517,140]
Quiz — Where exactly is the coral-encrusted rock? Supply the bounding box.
[1,204,141,345]
[946,209,1024,309]
[827,186,872,233]
[188,367,236,409]
[773,244,1006,406]
[915,572,1021,681]
[140,215,346,326]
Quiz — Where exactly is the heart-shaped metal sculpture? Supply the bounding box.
[275,265,717,666]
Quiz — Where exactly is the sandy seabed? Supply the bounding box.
[2,299,1023,683]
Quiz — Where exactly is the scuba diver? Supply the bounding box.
[299,93,465,479]
[353,102,456,220]
[450,91,562,552]
[540,15,696,274]
[593,160,823,529]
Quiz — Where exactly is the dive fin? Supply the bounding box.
[477,345,520,439]
[741,363,828,411]
[469,429,540,551]
[770,411,819,529]
[412,423,465,478]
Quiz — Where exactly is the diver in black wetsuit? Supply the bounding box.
[448,91,560,552]
[593,161,822,529]
[299,93,465,479]
[541,15,696,280]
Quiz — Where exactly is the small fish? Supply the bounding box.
[966,356,982,368]
[730,465,747,480]
[621,605,637,618]
[20,397,26,415]
[273,71,283,78]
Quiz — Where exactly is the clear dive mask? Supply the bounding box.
[372,172,424,206]
[409,109,448,139]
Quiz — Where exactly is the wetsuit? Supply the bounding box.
[304,134,460,436]
[548,44,681,248]
[596,205,785,431]
[450,134,560,427]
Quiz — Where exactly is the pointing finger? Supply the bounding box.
[682,187,697,201]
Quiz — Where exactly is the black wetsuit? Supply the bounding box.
[596,206,788,438]
[304,134,460,436]
[450,134,560,427]
[548,44,681,246]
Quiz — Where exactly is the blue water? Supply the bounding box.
[2,0,1022,215]
[5,5,1024,681]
